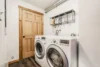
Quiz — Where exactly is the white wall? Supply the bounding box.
[2,0,100,67]
[0,0,8,67]
[6,0,44,61]
[79,0,100,67]
[44,0,79,36]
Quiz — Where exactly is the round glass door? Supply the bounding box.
[46,45,68,67]
[35,41,45,59]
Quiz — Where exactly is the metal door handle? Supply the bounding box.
[23,36,25,38]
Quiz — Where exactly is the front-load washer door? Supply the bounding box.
[35,40,45,59]
[46,44,68,67]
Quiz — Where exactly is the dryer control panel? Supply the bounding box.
[60,40,69,46]
[60,40,69,44]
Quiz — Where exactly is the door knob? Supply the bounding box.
[23,36,25,38]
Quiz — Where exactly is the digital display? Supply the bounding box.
[60,40,69,44]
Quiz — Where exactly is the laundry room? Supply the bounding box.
[0,0,100,67]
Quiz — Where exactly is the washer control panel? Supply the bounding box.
[41,37,46,40]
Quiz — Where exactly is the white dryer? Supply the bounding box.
[46,36,78,67]
[35,35,50,67]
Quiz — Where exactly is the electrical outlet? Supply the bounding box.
[0,12,3,15]
[11,56,14,59]
[0,18,2,21]
[0,12,3,21]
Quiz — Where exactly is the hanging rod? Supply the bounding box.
[51,9,75,19]
[5,0,7,27]
[45,0,68,13]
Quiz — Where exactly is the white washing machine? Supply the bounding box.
[46,36,78,67]
[35,35,50,67]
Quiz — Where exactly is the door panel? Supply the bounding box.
[38,23,43,35]
[33,22,38,35]
[23,36,34,58]
[36,14,41,23]
[36,14,43,35]
[22,10,35,36]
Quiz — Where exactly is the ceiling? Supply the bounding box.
[22,0,59,9]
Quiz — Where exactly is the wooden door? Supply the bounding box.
[22,10,35,58]
[19,6,43,59]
